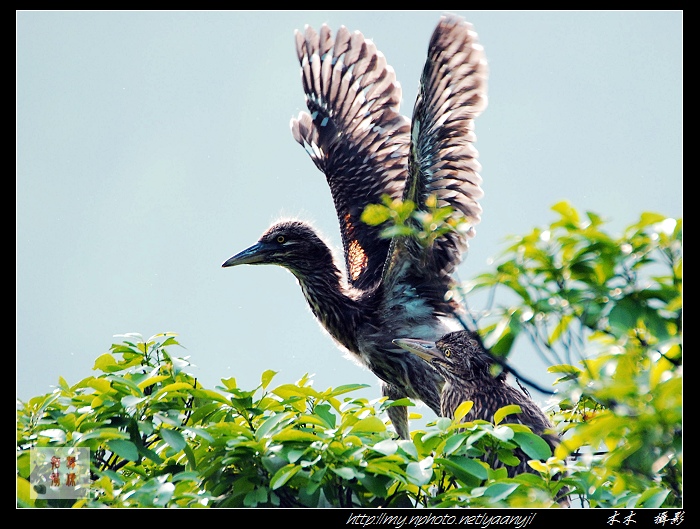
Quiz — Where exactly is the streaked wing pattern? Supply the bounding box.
[291,25,411,289]
[403,15,488,277]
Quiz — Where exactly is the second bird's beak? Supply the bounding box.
[392,338,444,362]
[222,242,268,267]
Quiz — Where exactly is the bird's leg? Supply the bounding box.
[382,382,410,440]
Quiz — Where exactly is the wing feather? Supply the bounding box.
[389,14,487,280]
[291,24,410,289]
[382,14,488,314]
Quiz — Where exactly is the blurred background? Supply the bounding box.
[17,10,682,430]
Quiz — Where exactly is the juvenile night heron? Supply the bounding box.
[394,331,565,481]
[223,15,488,439]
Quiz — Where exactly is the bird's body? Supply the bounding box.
[394,331,563,478]
[223,15,488,439]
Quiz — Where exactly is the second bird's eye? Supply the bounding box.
[277,235,286,244]
[444,348,451,358]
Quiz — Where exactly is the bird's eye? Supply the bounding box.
[444,348,451,358]
[276,235,286,244]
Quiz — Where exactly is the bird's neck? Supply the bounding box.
[291,258,361,352]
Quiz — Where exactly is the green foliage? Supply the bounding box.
[17,202,681,508]
[463,201,682,508]
[17,333,569,508]
[468,202,681,360]
[361,194,467,248]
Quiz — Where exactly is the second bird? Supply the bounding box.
[394,330,562,476]
[222,15,488,439]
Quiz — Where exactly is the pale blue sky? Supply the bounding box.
[17,11,682,430]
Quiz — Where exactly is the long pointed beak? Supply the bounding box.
[392,338,444,363]
[222,242,268,267]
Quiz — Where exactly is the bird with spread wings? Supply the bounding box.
[223,14,488,439]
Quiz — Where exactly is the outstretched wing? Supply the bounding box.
[291,24,410,290]
[387,14,488,285]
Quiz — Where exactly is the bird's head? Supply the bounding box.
[222,220,336,276]
[393,330,494,381]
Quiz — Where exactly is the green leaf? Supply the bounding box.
[121,395,147,408]
[513,431,552,461]
[494,405,521,425]
[527,460,549,474]
[273,384,320,400]
[159,336,179,348]
[37,428,66,443]
[75,428,130,443]
[93,353,118,372]
[107,439,139,461]
[453,401,473,422]
[395,199,415,221]
[396,440,418,458]
[136,373,169,391]
[328,383,370,396]
[86,377,112,393]
[361,203,391,225]
[314,403,336,428]
[548,364,581,375]
[272,429,323,443]
[496,448,521,467]
[107,375,143,396]
[261,369,277,389]
[380,225,414,238]
[608,296,643,334]
[58,376,70,391]
[182,426,214,443]
[551,201,580,226]
[637,487,670,508]
[183,443,197,470]
[255,413,290,440]
[359,474,392,498]
[190,388,232,404]
[160,428,187,452]
[137,444,164,465]
[16,452,31,479]
[406,457,433,486]
[331,466,356,480]
[371,439,398,455]
[442,433,467,455]
[153,382,193,398]
[488,324,517,356]
[350,416,386,434]
[642,306,671,341]
[484,482,519,502]
[491,425,514,442]
[17,477,34,508]
[383,397,415,408]
[436,417,452,431]
[270,464,300,490]
[219,377,237,390]
[436,456,487,483]
[243,487,267,507]
[638,211,667,227]
[171,471,199,483]
[549,314,573,345]
[188,402,224,424]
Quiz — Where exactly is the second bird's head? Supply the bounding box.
[393,330,494,381]
[222,220,335,276]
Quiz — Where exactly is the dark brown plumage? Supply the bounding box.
[393,331,562,476]
[223,15,488,439]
